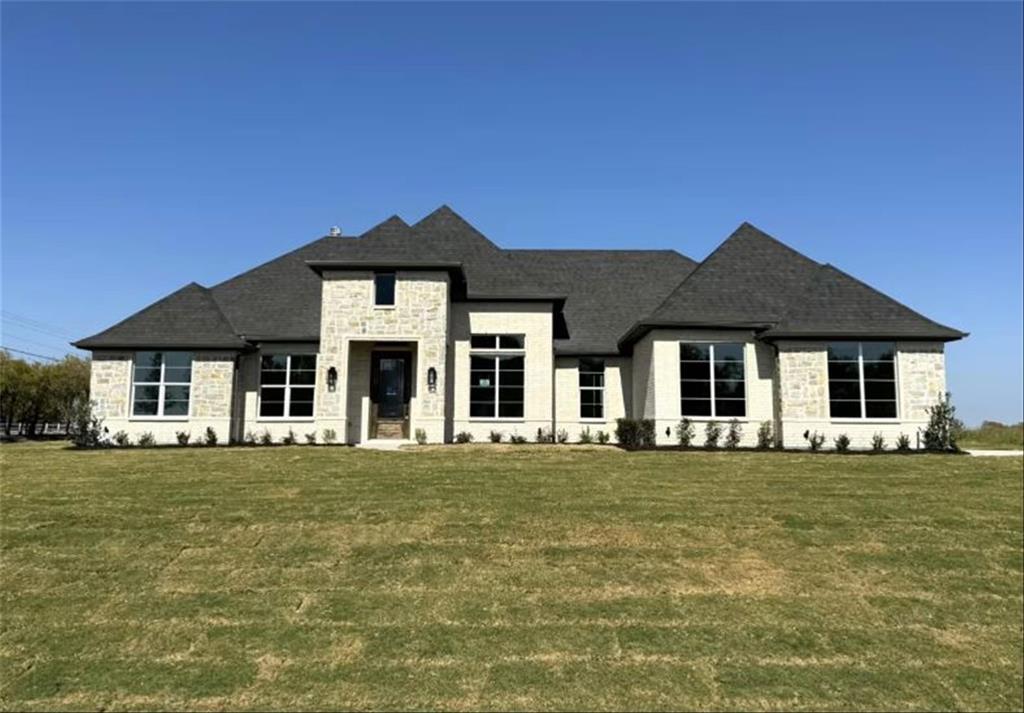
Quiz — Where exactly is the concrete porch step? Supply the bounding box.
[375,419,406,440]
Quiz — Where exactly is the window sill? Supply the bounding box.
[680,416,751,422]
[828,418,901,424]
[468,418,526,423]
[129,417,190,422]
[580,417,608,423]
[373,305,396,310]
[256,418,316,423]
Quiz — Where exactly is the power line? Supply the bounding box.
[0,346,61,362]
[1,311,76,340]
[1,330,75,353]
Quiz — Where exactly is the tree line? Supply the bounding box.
[0,350,90,436]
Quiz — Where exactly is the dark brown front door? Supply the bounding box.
[370,352,411,434]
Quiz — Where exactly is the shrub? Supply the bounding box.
[834,433,851,452]
[615,418,655,450]
[756,421,774,450]
[578,427,593,444]
[704,420,722,449]
[871,433,886,452]
[923,392,964,452]
[596,430,610,445]
[305,432,317,445]
[243,430,257,446]
[535,427,554,444]
[204,427,218,447]
[509,433,527,444]
[675,418,695,447]
[175,431,191,446]
[322,428,337,445]
[68,399,104,448]
[455,431,473,444]
[415,428,428,445]
[259,429,274,446]
[489,430,503,443]
[556,428,569,444]
[137,432,156,448]
[896,433,912,452]
[804,430,825,452]
[281,429,296,445]
[112,431,131,447]
[724,419,742,449]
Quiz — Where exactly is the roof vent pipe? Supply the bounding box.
[329,226,342,237]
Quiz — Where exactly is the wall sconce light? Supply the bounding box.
[427,367,437,393]
[327,366,338,392]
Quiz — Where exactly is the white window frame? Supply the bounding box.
[469,335,525,420]
[679,342,747,419]
[130,351,193,420]
[827,341,900,421]
[258,353,317,421]
[579,359,605,421]
[373,272,396,309]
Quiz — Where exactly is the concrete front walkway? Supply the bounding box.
[965,449,1024,457]
[355,439,416,451]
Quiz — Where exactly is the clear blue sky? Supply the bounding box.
[2,2,1021,425]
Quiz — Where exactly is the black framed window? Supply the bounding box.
[374,273,396,306]
[680,343,746,418]
[828,342,897,419]
[260,354,317,418]
[579,358,605,419]
[132,351,192,417]
[469,334,525,418]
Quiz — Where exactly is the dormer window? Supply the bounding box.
[374,272,396,306]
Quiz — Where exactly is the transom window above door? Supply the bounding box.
[679,342,746,418]
[259,354,317,418]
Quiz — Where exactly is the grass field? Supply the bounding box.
[960,422,1024,451]
[1,442,1021,711]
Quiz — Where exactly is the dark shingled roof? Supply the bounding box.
[74,283,246,349]
[510,250,697,354]
[620,222,966,347]
[75,210,965,352]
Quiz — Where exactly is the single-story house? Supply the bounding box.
[74,206,966,448]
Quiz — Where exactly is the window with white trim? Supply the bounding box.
[259,354,317,418]
[132,351,193,417]
[827,342,897,418]
[579,358,605,419]
[470,335,524,418]
[680,342,746,417]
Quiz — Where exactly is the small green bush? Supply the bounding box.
[455,431,473,444]
[281,429,296,446]
[871,433,886,452]
[556,428,569,444]
[724,419,742,449]
[923,392,964,452]
[675,418,695,447]
[834,433,851,452]
[112,431,131,447]
[704,420,722,449]
[534,427,553,443]
[509,433,527,444]
[804,430,825,452]
[68,399,104,449]
[322,428,337,445]
[578,427,593,444]
[489,430,503,443]
[757,421,774,450]
[305,432,317,445]
[415,428,428,445]
[615,418,655,449]
[259,429,274,446]
[596,430,610,445]
[175,431,191,446]
[137,432,156,448]
[204,427,218,447]
[896,433,912,452]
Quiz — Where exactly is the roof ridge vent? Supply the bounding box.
[328,225,342,237]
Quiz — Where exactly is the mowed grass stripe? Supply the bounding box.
[1,442,1021,711]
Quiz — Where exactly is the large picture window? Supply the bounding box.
[260,354,317,418]
[579,358,605,419]
[470,334,524,418]
[132,351,192,417]
[680,343,746,418]
[827,342,897,418]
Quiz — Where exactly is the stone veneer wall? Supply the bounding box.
[318,271,449,443]
[88,350,236,445]
[776,340,947,450]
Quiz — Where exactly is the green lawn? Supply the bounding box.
[1,442,1021,712]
